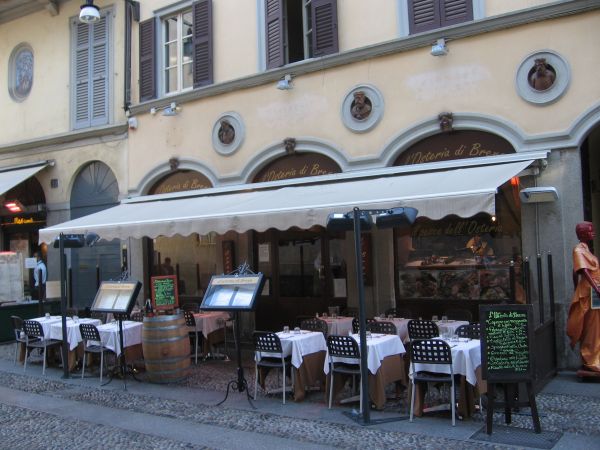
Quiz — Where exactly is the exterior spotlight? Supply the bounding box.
[326,211,372,232]
[79,1,100,24]
[277,74,293,90]
[375,207,418,229]
[431,38,448,57]
[4,200,24,213]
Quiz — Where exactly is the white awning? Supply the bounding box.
[39,160,533,244]
[0,164,48,196]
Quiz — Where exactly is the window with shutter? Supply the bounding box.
[71,11,111,130]
[408,0,472,34]
[265,0,338,69]
[193,0,213,87]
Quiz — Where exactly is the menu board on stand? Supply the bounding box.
[480,304,540,435]
[151,275,179,312]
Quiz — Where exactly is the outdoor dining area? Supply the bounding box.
[9,306,485,424]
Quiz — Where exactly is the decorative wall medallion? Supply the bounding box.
[341,84,384,133]
[515,50,570,105]
[8,43,34,102]
[212,112,245,156]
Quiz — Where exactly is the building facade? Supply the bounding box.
[20,0,600,371]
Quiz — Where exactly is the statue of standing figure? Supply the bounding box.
[567,221,600,374]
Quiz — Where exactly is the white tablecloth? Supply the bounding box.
[263,331,328,369]
[374,317,411,342]
[48,318,102,351]
[31,316,62,338]
[435,320,470,335]
[96,321,142,356]
[323,333,406,375]
[320,317,354,336]
[411,338,481,387]
[193,312,229,338]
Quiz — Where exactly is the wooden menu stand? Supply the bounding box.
[485,381,541,434]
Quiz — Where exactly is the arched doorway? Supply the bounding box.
[581,126,600,251]
[251,152,346,330]
[70,161,121,308]
[146,170,214,299]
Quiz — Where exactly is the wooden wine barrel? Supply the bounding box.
[142,313,190,383]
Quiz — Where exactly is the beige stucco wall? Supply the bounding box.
[486,0,556,17]
[127,11,600,190]
[0,0,126,146]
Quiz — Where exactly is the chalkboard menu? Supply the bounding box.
[480,304,534,382]
[201,274,264,311]
[151,275,179,311]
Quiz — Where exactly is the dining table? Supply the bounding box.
[257,330,327,402]
[324,333,407,410]
[193,311,230,354]
[319,316,354,336]
[410,337,485,418]
[96,320,143,359]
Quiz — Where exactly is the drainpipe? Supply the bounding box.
[123,1,140,114]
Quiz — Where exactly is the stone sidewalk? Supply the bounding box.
[0,342,599,449]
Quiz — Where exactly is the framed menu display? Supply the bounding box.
[151,275,179,311]
[91,281,142,314]
[200,274,264,311]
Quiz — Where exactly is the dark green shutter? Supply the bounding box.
[265,0,284,69]
[193,0,213,87]
[311,0,338,57]
[139,18,156,101]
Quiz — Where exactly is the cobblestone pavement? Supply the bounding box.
[1,342,599,449]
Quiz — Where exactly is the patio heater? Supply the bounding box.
[326,206,417,425]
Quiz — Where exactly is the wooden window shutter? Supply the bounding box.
[193,0,213,88]
[139,18,156,102]
[408,0,440,34]
[265,0,284,69]
[73,20,91,129]
[90,16,109,127]
[440,0,473,27]
[311,0,338,57]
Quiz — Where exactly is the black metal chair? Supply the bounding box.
[444,308,473,322]
[409,338,456,426]
[79,323,114,383]
[184,311,201,364]
[22,320,62,376]
[253,331,293,404]
[352,317,375,334]
[367,320,397,335]
[456,323,481,340]
[407,319,439,341]
[11,315,26,365]
[300,318,328,337]
[129,311,143,322]
[326,335,362,409]
[90,311,106,324]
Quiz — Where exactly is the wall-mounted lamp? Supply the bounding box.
[4,200,24,213]
[519,187,559,203]
[431,38,448,57]
[277,74,293,90]
[79,0,100,24]
[150,102,180,116]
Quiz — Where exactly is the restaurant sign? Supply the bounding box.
[253,153,341,183]
[394,131,515,166]
[149,170,212,195]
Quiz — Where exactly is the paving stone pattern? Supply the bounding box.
[1,343,599,449]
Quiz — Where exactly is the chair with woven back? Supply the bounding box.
[79,323,114,383]
[326,335,362,410]
[407,319,439,341]
[184,310,200,364]
[90,311,106,324]
[367,320,397,335]
[409,338,456,426]
[129,311,143,322]
[22,319,63,376]
[352,317,376,334]
[300,318,328,337]
[182,302,199,313]
[456,323,481,340]
[253,331,294,404]
[11,315,26,365]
